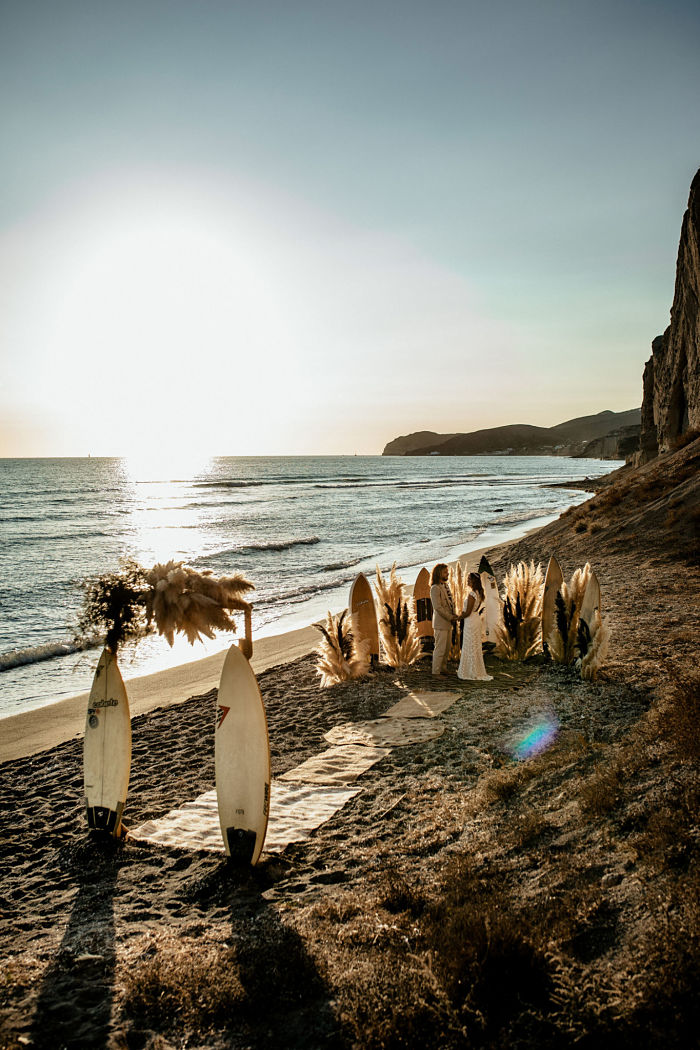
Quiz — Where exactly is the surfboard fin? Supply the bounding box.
[225,826,257,864]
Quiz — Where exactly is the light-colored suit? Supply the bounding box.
[430,582,455,675]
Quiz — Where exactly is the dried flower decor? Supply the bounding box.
[76,558,254,653]
[494,560,544,661]
[448,562,469,660]
[576,610,611,681]
[75,557,154,653]
[548,563,591,665]
[375,564,422,669]
[145,561,254,646]
[313,609,370,687]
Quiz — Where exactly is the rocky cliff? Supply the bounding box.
[638,168,700,461]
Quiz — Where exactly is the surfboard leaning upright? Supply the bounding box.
[413,567,434,654]
[83,647,131,837]
[478,555,501,650]
[349,572,380,665]
[541,555,564,656]
[215,643,271,865]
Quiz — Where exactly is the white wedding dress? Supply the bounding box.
[458,589,493,681]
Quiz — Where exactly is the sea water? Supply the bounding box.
[0,455,619,716]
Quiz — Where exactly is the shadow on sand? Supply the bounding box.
[29,836,120,1050]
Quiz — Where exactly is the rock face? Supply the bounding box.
[638,169,700,461]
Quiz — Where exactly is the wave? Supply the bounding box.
[196,536,321,563]
[322,557,364,572]
[0,636,101,672]
[193,480,268,489]
[1,530,111,548]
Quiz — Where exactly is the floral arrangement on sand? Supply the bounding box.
[374,564,422,669]
[548,563,591,665]
[494,560,543,661]
[313,609,370,687]
[76,557,254,654]
[576,610,611,681]
[448,562,469,660]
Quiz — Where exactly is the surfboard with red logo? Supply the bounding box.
[215,643,270,864]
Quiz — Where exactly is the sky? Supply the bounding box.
[1,0,699,458]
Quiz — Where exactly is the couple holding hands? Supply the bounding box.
[430,563,493,682]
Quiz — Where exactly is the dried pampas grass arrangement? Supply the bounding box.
[448,562,469,660]
[577,610,611,681]
[548,564,592,665]
[313,609,370,687]
[494,560,544,661]
[145,561,254,646]
[75,558,255,654]
[375,564,422,669]
[75,557,154,653]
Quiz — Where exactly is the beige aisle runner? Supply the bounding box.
[130,782,360,854]
[130,688,459,855]
[324,717,444,748]
[384,690,459,719]
[279,744,389,785]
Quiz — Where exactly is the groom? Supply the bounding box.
[430,563,457,676]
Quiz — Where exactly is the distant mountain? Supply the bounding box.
[382,409,641,457]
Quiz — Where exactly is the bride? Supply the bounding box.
[458,572,493,682]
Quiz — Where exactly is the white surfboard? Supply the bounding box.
[579,570,601,633]
[349,572,380,664]
[83,648,131,837]
[478,555,501,648]
[216,643,271,865]
[542,555,564,655]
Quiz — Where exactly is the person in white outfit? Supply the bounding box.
[458,572,493,681]
[430,563,457,676]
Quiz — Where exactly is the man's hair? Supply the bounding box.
[431,563,448,585]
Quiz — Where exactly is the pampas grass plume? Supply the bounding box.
[375,563,422,668]
[313,609,370,687]
[494,560,543,661]
[146,561,254,646]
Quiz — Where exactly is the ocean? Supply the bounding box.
[0,454,619,717]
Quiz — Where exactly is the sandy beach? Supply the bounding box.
[1,440,698,1050]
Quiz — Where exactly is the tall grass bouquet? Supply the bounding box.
[548,564,591,665]
[375,563,422,669]
[313,609,370,687]
[494,560,543,661]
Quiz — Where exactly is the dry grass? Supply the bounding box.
[375,564,422,668]
[494,560,543,661]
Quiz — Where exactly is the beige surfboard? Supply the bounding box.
[542,555,564,656]
[349,572,380,664]
[579,570,601,632]
[215,643,271,865]
[413,567,434,655]
[83,648,131,837]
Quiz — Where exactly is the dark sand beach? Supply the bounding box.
[1,439,698,1050]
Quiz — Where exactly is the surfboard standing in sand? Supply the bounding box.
[478,555,502,651]
[413,567,435,655]
[541,554,564,658]
[349,572,380,665]
[83,648,131,837]
[215,643,271,865]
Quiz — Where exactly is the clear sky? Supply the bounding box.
[1,0,698,457]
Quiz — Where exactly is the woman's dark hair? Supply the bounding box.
[468,571,484,598]
[431,563,448,586]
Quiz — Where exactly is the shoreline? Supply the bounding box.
[0,543,498,765]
